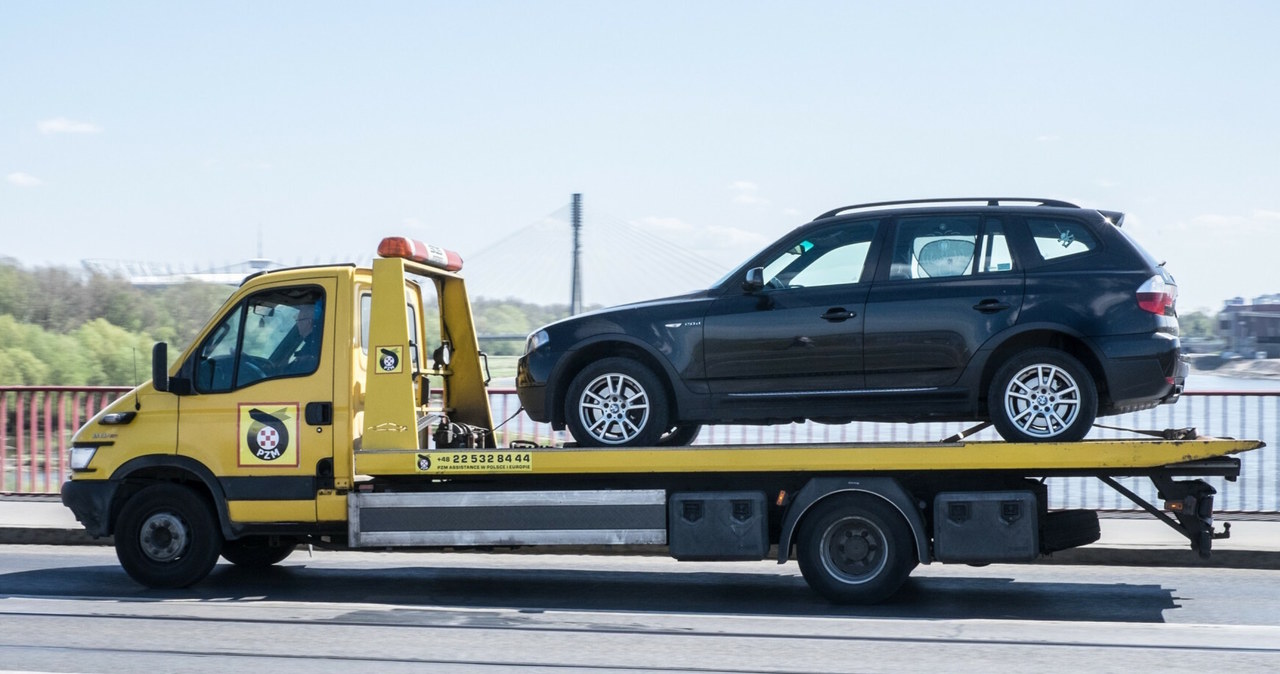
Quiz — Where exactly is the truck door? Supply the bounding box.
[177,277,338,523]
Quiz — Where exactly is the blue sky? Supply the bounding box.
[3,1,1277,311]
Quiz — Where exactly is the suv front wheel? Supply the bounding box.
[564,357,670,447]
[989,348,1098,443]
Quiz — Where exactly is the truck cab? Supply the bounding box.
[62,238,493,581]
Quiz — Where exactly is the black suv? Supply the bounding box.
[517,198,1186,446]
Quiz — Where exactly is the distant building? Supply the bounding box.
[1218,294,1280,357]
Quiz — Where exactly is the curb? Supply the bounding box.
[0,528,111,546]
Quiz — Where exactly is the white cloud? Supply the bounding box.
[37,117,102,134]
[7,172,44,187]
[729,180,769,206]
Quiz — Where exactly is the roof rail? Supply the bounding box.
[813,197,1081,221]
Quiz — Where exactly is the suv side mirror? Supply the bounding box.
[742,267,765,292]
[152,342,169,392]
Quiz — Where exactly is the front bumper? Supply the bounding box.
[516,350,557,423]
[60,479,118,538]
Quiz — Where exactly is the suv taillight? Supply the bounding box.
[1137,275,1175,315]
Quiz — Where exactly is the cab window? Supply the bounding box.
[194,286,325,393]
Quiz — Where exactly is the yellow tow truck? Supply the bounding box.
[61,237,1265,603]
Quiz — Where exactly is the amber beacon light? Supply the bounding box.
[377,236,464,272]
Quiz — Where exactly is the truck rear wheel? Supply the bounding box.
[796,494,915,604]
[114,483,222,589]
[221,536,298,568]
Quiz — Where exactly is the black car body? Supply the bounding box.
[517,198,1186,446]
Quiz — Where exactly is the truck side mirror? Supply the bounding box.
[742,267,765,292]
[152,342,169,392]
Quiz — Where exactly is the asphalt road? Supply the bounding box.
[1,545,1278,673]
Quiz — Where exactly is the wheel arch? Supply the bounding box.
[778,476,928,566]
[550,336,681,428]
[977,327,1110,414]
[108,456,234,540]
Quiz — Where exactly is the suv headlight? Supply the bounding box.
[69,446,98,471]
[525,330,550,354]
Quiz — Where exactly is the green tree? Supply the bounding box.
[1180,311,1216,340]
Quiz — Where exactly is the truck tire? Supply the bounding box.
[989,348,1098,443]
[796,494,915,604]
[114,483,223,589]
[221,536,298,568]
[564,357,669,447]
[1041,509,1101,553]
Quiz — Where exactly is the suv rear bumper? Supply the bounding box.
[1094,332,1184,412]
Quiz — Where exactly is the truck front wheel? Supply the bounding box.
[796,494,915,604]
[114,483,223,588]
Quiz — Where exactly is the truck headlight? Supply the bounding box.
[525,330,550,354]
[69,447,98,471]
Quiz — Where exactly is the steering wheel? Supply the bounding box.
[238,356,274,382]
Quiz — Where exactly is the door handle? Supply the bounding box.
[972,299,1011,314]
[305,401,333,426]
[820,308,857,322]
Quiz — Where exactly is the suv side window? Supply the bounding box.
[194,286,325,393]
[760,220,878,289]
[1026,217,1099,261]
[889,215,982,280]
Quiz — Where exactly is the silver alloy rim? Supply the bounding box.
[577,372,651,445]
[1003,363,1081,439]
[139,512,190,563]
[819,515,887,585]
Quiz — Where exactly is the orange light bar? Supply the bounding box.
[377,236,464,271]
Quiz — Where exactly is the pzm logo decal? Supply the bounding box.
[246,408,290,461]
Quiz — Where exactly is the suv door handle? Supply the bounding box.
[820,308,857,322]
[972,299,1011,313]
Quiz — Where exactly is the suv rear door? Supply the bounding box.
[862,213,1024,389]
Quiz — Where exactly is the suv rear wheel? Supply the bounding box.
[564,357,670,447]
[989,348,1098,442]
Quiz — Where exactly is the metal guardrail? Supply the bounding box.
[5,386,1276,513]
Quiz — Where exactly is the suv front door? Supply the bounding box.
[703,219,880,400]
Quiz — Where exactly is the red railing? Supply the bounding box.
[4,386,1277,513]
[1,387,130,493]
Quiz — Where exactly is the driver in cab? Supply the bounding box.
[278,301,322,375]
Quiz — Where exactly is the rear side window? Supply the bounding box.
[889,215,981,280]
[1026,218,1099,261]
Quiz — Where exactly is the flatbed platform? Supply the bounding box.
[364,437,1265,478]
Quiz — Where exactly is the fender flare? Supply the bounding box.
[777,476,930,566]
[548,334,687,425]
[109,455,236,540]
